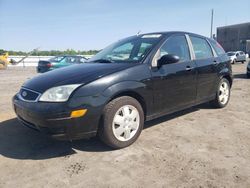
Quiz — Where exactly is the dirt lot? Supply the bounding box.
[0,63,250,188]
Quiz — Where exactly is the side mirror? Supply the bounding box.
[158,54,180,66]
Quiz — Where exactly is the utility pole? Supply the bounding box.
[210,9,214,38]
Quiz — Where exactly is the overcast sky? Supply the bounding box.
[0,0,249,51]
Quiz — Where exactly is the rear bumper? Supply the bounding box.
[12,94,101,140]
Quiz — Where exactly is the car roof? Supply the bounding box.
[138,31,210,39]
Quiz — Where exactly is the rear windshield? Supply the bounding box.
[49,56,65,62]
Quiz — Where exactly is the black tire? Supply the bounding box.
[247,73,250,78]
[99,96,144,149]
[232,59,235,64]
[242,61,245,64]
[210,78,231,108]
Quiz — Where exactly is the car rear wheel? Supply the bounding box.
[99,96,144,149]
[210,78,231,108]
[232,59,236,64]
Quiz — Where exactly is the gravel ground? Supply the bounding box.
[0,63,250,188]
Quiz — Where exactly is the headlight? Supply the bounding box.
[39,84,81,102]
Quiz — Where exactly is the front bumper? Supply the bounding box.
[12,94,101,140]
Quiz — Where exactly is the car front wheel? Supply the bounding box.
[210,78,231,108]
[99,96,144,149]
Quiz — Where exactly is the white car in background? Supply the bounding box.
[227,51,246,64]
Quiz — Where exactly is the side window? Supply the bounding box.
[66,57,78,64]
[209,39,225,55]
[160,35,190,61]
[190,36,213,59]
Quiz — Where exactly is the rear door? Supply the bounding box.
[151,34,197,114]
[189,35,218,102]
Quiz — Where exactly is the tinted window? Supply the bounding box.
[209,39,225,55]
[160,35,190,61]
[190,36,213,59]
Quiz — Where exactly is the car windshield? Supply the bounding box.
[88,34,162,63]
[49,56,65,62]
[227,52,235,56]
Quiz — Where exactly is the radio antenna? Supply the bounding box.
[137,30,141,36]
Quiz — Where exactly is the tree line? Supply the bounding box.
[0,49,99,56]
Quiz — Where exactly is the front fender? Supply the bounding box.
[102,81,147,98]
[102,80,154,117]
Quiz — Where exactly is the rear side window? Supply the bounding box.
[190,36,213,59]
[209,39,225,55]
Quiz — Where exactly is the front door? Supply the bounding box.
[151,34,197,115]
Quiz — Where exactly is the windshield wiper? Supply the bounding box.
[90,59,114,63]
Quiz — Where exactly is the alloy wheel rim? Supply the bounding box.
[219,81,229,105]
[112,105,140,141]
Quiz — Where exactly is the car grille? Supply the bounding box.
[19,88,41,102]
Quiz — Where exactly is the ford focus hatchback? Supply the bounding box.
[13,32,233,149]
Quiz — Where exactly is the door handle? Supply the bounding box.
[186,66,193,71]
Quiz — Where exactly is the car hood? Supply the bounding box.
[23,63,137,93]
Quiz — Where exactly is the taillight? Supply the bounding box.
[47,63,52,68]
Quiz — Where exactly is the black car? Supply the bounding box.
[247,61,250,78]
[13,32,233,149]
[37,55,87,73]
